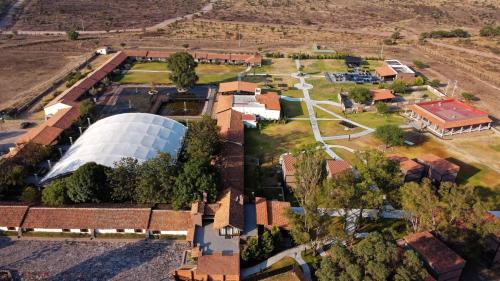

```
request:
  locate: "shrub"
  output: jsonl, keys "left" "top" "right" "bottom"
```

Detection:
{"left": 413, "top": 60, "right": 428, "bottom": 69}
{"left": 66, "top": 29, "right": 79, "bottom": 41}
{"left": 479, "top": 25, "right": 500, "bottom": 37}
{"left": 349, "top": 87, "right": 371, "bottom": 103}
{"left": 390, "top": 80, "right": 408, "bottom": 94}
{"left": 20, "top": 187, "right": 40, "bottom": 202}
{"left": 42, "top": 179, "right": 68, "bottom": 206}
{"left": 375, "top": 125, "right": 405, "bottom": 147}
{"left": 462, "top": 92, "right": 477, "bottom": 102}
{"left": 375, "top": 102, "right": 391, "bottom": 115}
{"left": 429, "top": 79, "right": 441, "bottom": 88}
{"left": 414, "top": 76, "right": 425, "bottom": 86}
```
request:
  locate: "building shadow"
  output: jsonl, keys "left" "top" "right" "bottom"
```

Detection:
{"left": 49, "top": 240, "right": 175, "bottom": 281}
{"left": 0, "top": 236, "right": 14, "bottom": 251}
{"left": 446, "top": 157, "right": 481, "bottom": 184}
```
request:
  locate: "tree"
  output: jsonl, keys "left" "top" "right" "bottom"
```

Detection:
{"left": 413, "top": 60, "right": 428, "bottom": 69}
{"left": 287, "top": 145, "right": 331, "bottom": 254}
{"left": 401, "top": 179, "right": 441, "bottom": 233}
{"left": 429, "top": 79, "right": 440, "bottom": 88}
{"left": 461, "top": 92, "right": 476, "bottom": 102}
{"left": 391, "top": 31, "right": 402, "bottom": 40}
{"left": 261, "top": 231, "right": 275, "bottom": 257}
{"left": 184, "top": 116, "right": 220, "bottom": 160}
{"left": 107, "top": 157, "right": 139, "bottom": 202}
{"left": 20, "top": 186, "right": 40, "bottom": 202}
{"left": 375, "top": 124, "right": 405, "bottom": 147}
{"left": 66, "top": 29, "right": 79, "bottom": 40}
{"left": 480, "top": 25, "right": 500, "bottom": 37}
{"left": 135, "top": 152, "right": 175, "bottom": 203}
{"left": 241, "top": 236, "right": 261, "bottom": 262}
{"left": 355, "top": 150, "right": 402, "bottom": 205}
{"left": 172, "top": 158, "right": 217, "bottom": 209}
{"left": 67, "top": 162, "right": 109, "bottom": 203}
{"left": 414, "top": 76, "right": 425, "bottom": 86}
{"left": 166, "top": 52, "right": 198, "bottom": 91}
{"left": 348, "top": 87, "right": 371, "bottom": 103}
{"left": 0, "top": 164, "right": 25, "bottom": 199}
{"left": 375, "top": 102, "right": 390, "bottom": 115}
{"left": 390, "top": 80, "right": 408, "bottom": 94}
{"left": 79, "top": 99, "right": 95, "bottom": 119}
{"left": 316, "top": 233, "right": 428, "bottom": 281}
{"left": 42, "top": 179, "right": 68, "bottom": 206}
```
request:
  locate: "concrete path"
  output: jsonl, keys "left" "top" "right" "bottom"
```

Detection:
{"left": 327, "top": 145, "right": 356, "bottom": 153}
{"left": 289, "top": 118, "right": 342, "bottom": 121}
{"left": 240, "top": 244, "right": 312, "bottom": 281}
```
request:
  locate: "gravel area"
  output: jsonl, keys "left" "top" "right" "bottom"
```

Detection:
{"left": 0, "top": 237, "right": 189, "bottom": 281}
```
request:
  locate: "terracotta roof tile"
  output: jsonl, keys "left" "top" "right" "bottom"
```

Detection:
{"left": 371, "top": 89, "right": 395, "bottom": 101}
{"left": 376, "top": 65, "right": 397, "bottom": 77}
{"left": 146, "top": 51, "right": 173, "bottom": 58}
{"left": 218, "top": 81, "right": 257, "bottom": 94}
{"left": 215, "top": 95, "right": 234, "bottom": 114}
{"left": 148, "top": 210, "right": 190, "bottom": 231}
{"left": 418, "top": 154, "right": 460, "bottom": 174}
{"left": 0, "top": 204, "right": 29, "bottom": 228}
{"left": 326, "top": 160, "right": 351, "bottom": 177}
{"left": 281, "top": 154, "right": 296, "bottom": 177}
{"left": 16, "top": 124, "right": 64, "bottom": 146}
{"left": 123, "top": 49, "right": 148, "bottom": 57}
{"left": 255, "top": 197, "right": 290, "bottom": 229}
{"left": 213, "top": 189, "right": 244, "bottom": 230}
{"left": 404, "top": 232, "right": 466, "bottom": 274}
{"left": 22, "top": 207, "right": 151, "bottom": 230}
{"left": 387, "top": 154, "right": 423, "bottom": 173}
{"left": 256, "top": 92, "right": 281, "bottom": 111}
{"left": 196, "top": 254, "right": 240, "bottom": 276}
{"left": 217, "top": 109, "right": 244, "bottom": 144}
{"left": 45, "top": 106, "right": 80, "bottom": 130}
{"left": 219, "top": 142, "right": 244, "bottom": 191}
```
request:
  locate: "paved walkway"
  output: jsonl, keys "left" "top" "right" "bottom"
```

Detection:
{"left": 240, "top": 244, "right": 312, "bottom": 281}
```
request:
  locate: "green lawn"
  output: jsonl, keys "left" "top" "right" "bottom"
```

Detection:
{"left": 303, "top": 59, "right": 348, "bottom": 74}
{"left": 254, "top": 58, "right": 297, "bottom": 74}
{"left": 308, "top": 79, "right": 378, "bottom": 103}
{"left": 314, "top": 105, "right": 343, "bottom": 118}
{"left": 281, "top": 100, "right": 309, "bottom": 118}
{"left": 282, "top": 88, "right": 303, "bottom": 98}
{"left": 119, "top": 71, "right": 171, "bottom": 84}
{"left": 197, "top": 64, "right": 247, "bottom": 84}
{"left": 318, "top": 120, "right": 364, "bottom": 137}
{"left": 346, "top": 112, "right": 406, "bottom": 128}
{"left": 131, "top": 61, "right": 168, "bottom": 71}
{"left": 331, "top": 148, "right": 358, "bottom": 164}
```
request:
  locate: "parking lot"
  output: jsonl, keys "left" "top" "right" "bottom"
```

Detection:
{"left": 0, "top": 237, "right": 189, "bottom": 281}
{"left": 325, "top": 71, "right": 379, "bottom": 84}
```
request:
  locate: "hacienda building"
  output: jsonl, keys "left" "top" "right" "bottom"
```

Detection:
{"left": 405, "top": 99, "right": 492, "bottom": 138}
{"left": 375, "top": 59, "right": 416, "bottom": 83}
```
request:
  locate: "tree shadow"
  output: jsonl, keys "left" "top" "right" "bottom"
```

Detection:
{"left": 0, "top": 236, "right": 14, "bottom": 251}
{"left": 446, "top": 157, "right": 481, "bottom": 184}
{"left": 281, "top": 100, "right": 304, "bottom": 118}
{"left": 49, "top": 240, "right": 178, "bottom": 281}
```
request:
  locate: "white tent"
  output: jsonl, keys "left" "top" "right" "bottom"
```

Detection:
{"left": 42, "top": 113, "right": 187, "bottom": 182}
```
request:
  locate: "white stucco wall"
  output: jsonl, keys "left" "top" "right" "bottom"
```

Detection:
{"left": 159, "top": 230, "right": 188, "bottom": 235}
{"left": 232, "top": 105, "right": 280, "bottom": 120}
{"left": 33, "top": 228, "right": 63, "bottom": 232}
{"left": 0, "top": 227, "right": 18, "bottom": 231}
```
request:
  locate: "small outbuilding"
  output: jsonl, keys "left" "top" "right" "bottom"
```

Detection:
{"left": 416, "top": 154, "right": 460, "bottom": 183}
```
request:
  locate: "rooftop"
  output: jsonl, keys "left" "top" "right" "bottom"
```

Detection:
{"left": 404, "top": 232, "right": 466, "bottom": 274}
{"left": 326, "top": 159, "right": 351, "bottom": 177}
{"left": 218, "top": 81, "right": 257, "bottom": 94}
{"left": 193, "top": 223, "right": 240, "bottom": 254}
{"left": 418, "top": 154, "right": 460, "bottom": 174}
{"left": 196, "top": 254, "right": 240, "bottom": 277}
{"left": 255, "top": 197, "right": 290, "bottom": 229}
{"left": 371, "top": 89, "right": 395, "bottom": 101}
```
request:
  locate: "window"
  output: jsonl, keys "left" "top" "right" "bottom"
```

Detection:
{"left": 80, "top": 229, "right": 89, "bottom": 233}
{"left": 7, "top": 227, "right": 15, "bottom": 231}
{"left": 134, "top": 229, "right": 142, "bottom": 233}
{"left": 116, "top": 229, "right": 125, "bottom": 233}
{"left": 152, "top": 230, "right": 160, "bottom": 235}
{"left": 62, "top": 229, "right": 70, "bottom": 232}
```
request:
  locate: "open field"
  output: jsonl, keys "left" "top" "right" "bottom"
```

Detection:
{"left": 0, "top": 237, "right": 189, "bottom": 280}
{"left": 12, "top": 0, "right": 207, "bottom": 31}
{"left": 254, "top": 58, "right": 297, "bottom": 75}
{"left": 346, "top": 112, "right": 407, "bottom": 128}
{"left": 0, "top": 50, "right": 87, "bottom": 110}
{"left": 308, "top": 79, "right": 377, "bottom": 103}
{"left": 318, "top": 120, "right": 364, "bottom": 136}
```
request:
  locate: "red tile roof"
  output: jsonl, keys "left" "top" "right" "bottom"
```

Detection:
{"left": 281, "top": 154, "right": 296, "bottom": 177}
{"left": 387, "top": 154, "right": 423, "bottom": 173}
{"left": 16, "top": 123, "right": 64, "bottom": 146}
{"left": 376, "top": 65, "right": 397, "bottom": 77}
{"left": 149, "top": 210, "right": 191, "bottom": 231}
{"left": 326, "top": 160, "right": 351, "bottom": 177}
{"left": 45, "top": 106, "right": 80, "bottom": 130}
{"left": 404, "top": 232, "right": 466, "bottom": 275}
{"left": 219, "top": 142, "right": 244, "bottom": 192}
{"left": 146, "top": 50, "right": 173, "bottom": 58}
{"left": 255, "top": 197, "right": 290, "bottom": 229}
{"left": 215, "top": 95, "right": 234, "bottom": 114}
{"left": 217, "top": 109, "right": 244, "bottom": 144}
{"left": 256, "top": 92, "right": 281, "bottom": 111}
{"left": 371, "top": 89, "right": 395, "bottom": 101}
{"left": 213, "top": 189, "right": 244, "bottom": 230}
{"left": 418, "top": 154, "right": 460, "bottom": 174}
{"left": 123, "top": 49, "right": 148, "bottom": 57}
{"left": 218, "top": 81, "right": 257, "bottom": 94}
{"left": 0, "top": 204, "right": 29, "bottom": 228}
{"left": 22, "top": 207, "right": 151, "bottom": 230}
{"left": 408, "top": 99, "right": 492, "bottom": 129}
{"left": 196, "top": 254, "right": 240, "bottom": 276}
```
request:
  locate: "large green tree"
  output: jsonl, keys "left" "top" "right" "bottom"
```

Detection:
{"left": 135, "top": 152, "right": 176, "bottom": 203}
{"left": 316, "top": 232, "right": 428, "bottom": 281}
{"left": 348, "top": 87, "right": 371, "bottom": 103}
{"left": 66, "top": 162, "right": 109, "bottom": 203}
{"left": 42, "top": 179, "right": 69, "bottom": 206}
{"left": 401, "top": 179, "right": 441, "bottom": 232}
{"left": 166, "top": 52, "right": 198, "bottom": 91}
{"left": 107, "top": 157, "right": 139, "bottom": 202}
{"left": 172, "top": 158, "right": 217, "bottom": 209}
{"left": 183, "top": 116, "right": 220, "bottom": 160}
{"left": 375, "top": 124, "right": 405, "bottom": 147}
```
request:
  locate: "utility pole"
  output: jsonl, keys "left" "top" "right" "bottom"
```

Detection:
{"left": 81, "top": 19, "right": 85, "bottom": 32}
{"left": 380, "top": 43, "right": 384, "bottom": 59}
{"left": 444, "top": 80, "right": 451, "bottom": 96}
{"left": 451, "top": 80, "right": 458, "bottom": 97}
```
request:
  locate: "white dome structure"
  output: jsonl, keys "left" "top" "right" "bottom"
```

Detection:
{"left": 42, "top": 113, "right": 187, "bottom": 182}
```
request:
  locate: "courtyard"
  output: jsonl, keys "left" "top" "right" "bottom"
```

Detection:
{"left": 0, "top": 237, "right": 189, "bottom": 281}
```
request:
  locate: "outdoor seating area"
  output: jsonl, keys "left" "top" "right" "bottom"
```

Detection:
{"left": 325, "top": 71, "right": 379, "bottom": 84}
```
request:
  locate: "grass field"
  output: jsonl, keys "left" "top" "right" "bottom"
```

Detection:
{"left": 281, "top": 88, "right": 303, "bottom": 98}
{"left": 254, "top": 58, "right": 297, "bottom": 74}
{"left": 308, "top": 79, "right": 377, "bottom": 103}
{"left": 302, "top": 59, "right": 383, "bottom": 74}
{"left": 346, "top": 112, "right": 407, "bottom": 128}
{"left": 119, "top": 62, "right": 246, "bottom": 85}
{"left": 318, "top": 120, "right": 364, "bottom": 136}
{"left": 282, "top": 100, "right": 309, "bottom": 118}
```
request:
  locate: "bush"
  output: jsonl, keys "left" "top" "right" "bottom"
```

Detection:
{"left": 414, "top": 76, "right": 425, "bottom": 86}
{"left": 390, "top": 80, "right": 408, "bottom": 94}
{"left": 429, "top": 79, "right": 441, "bottom": 88}
{"left": 462, "top": 92, "right": 477, "bottom": 102}
{"left": 42, "top": 179, "right": 68, "bottom": 206}
{"left": 420, "top": 29, "right": 470, "bottom": 39}
{"left": 413, "top": 60, "right": 428, "bottom": 69}
{"left": 479, "top": 25, "right": 500, "bottom": 37}
{"left": 20, "top": 187, "right": 40, "bottom": 202}
{"left": 375, "top": 102, "right": 391, "bottom": 115}
{"left": 375, "top": 125, "right": 405, "bottom": 147}
{"left": 67, "top": 162, "right": 109, "bottom": 203}
{"left": 349, "top": 87, "right": 371, "bottom": 103}
{"left": 66, "top": 30, "right": 79, "bottom": 41}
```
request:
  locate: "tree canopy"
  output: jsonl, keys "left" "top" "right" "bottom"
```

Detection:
{"left": 316, "top": 232, "right": 428, "bottom": 281}
{"left": 183, "top": 115, "right": 220, "bottom": 160}
{"left": 67, "top": 162, "right": 109, "bottom": 203}
{"left": 348, "top": 87, "right": 371, "bottom": 103}
{"left": 375, "top": 124, "right": 405, "bottom": 147}
{"left": 167, "top": 52, "right": 199, "bottom": 91}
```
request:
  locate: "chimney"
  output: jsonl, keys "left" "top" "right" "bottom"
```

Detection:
{"left": 255, "top": 88, "right": 262, "bottom": 95}
{"left": 202, "top": 192, "right": 208, "bottom": 203}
